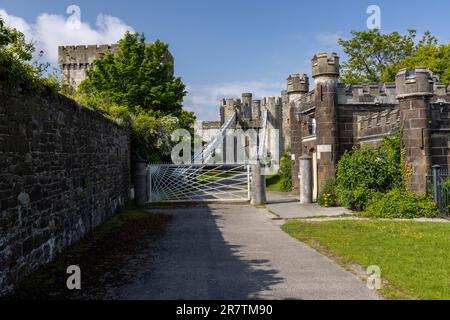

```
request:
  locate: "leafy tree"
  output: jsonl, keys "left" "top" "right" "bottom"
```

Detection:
{"left": 0, "top": 14, "right": 58, "bottom": 89}
{"left": 79, "top": 32, "right": 186, "bottom": 117}
{"left": 338, "top": 29, "right": 437, "bottom": 84}
{"left": 383, "top": 43, "right": 450, "bottom": 85}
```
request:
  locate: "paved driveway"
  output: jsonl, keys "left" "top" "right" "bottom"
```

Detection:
{"left": 110, "top": 203, "right": 381, "bottom": 300}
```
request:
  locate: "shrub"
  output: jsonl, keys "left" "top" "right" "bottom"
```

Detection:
{"left": 278, "top": 154, "right": 293, "bottom": 192}
{"left": 362, "top": 188, "right": 440, "bottom": 219}
{"left": 335, "top": 132, "right": 403, "bottom": 210}
{"left": 336, "top": 147, "right": 389, "bottom": 210}
{"left": 317, "top": 177, "right": 339, "bottom": 207}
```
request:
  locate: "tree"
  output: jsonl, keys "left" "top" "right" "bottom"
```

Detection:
{"left": 0, "top": 14, "right": 59, "bottom": 89}
{"left": 76, "top": 31, "right": 196, "bottom": 161}
{"left": 338, "top": 29, "right": 438, "bottom": 84}
{"left": 383, "top": 43, "right": 450, "bottom": 85}
{"left": 79, "top": 32, "right": 186, "bottom": 117}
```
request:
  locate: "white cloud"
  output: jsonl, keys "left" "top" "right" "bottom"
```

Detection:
{"left": 184, "top": 81, "right": 284, "bottom": 121}
{"left": 0, "top": 8, "right": 134, "bottom": 64}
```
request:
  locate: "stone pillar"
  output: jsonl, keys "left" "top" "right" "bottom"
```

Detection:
{"left": 396, "top": 67, "right": 434, "bottom": 194}
{"left": 251, "top": 162, "right": 267, "bottom": 205}
{"left": 312, "top": 52, "right": 340, "bottom": 193}
{"left": 133, "top": 157, "right": 148, "bottom": 206}
{"left": 299, "top": 155, "right": 313, "bottom": 204}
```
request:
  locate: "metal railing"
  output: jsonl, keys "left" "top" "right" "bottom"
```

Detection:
{"left": 426, "top": 165, "right": 450, "bottom": 214}
{"left": 147, "top": 163, "right": 250, "bottom": 203}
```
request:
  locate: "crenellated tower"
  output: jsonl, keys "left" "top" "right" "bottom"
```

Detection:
{"left": 396, "top": 67, "right": 434, "bottom": 194}
{"left": 311, "top": 52, "right": 340, "bottom": 192}
{"left": 58, "top": 44, "right": 119, "bottom": 90}
{"left": 285, "top": 74, "right": 310, "bottom": 150}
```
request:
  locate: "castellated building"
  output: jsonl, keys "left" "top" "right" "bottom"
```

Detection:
{"left": 58, "top": 44, "right": 174, "bottom": 90}
{"left": 204, "top": 51, "right": 450, "bottom": 200}
{"left": 58, "top": 45, "right": 450, "bottom": 200}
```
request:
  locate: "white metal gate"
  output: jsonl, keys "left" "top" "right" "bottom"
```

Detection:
{"left": 147, "top": 163, "right": 250, "bottom": 203}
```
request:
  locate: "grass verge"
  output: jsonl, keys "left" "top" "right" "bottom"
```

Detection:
{"left": 5, "top": 205, "right": 171, "bottom": 300}
{"left": 281, "top": 219, "right": 450, "bottom": 300}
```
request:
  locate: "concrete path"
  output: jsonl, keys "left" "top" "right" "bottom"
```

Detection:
{"left": 267, "top": 191, "right": 352, "bottom": 219}
{"left": 109, "top": 203, "right": 381, "bottom": 300}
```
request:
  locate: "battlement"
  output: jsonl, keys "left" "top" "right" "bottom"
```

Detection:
{"left": 287, "top": 74, "right": 309, "bottom": 94}
{"left": 337, "top": 83, "right": 398, "bottom": 105}
{"left": 358, "top": 108, "right": 400, "bottom": 131}
{"left": 312, "top": 52, "right": 340, "bottom": 78}
{"left": 396, "top": 67, "right": 434, "bottom": 99}
{"left": 58, "top": 44, "right": 120, "bottom": 67}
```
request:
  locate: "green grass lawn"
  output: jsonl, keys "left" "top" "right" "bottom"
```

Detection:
{"left": 282, "top": 220, "right": 450, "bottom": 300}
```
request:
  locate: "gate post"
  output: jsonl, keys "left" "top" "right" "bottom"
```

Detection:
{"left": 251, "top": 162, "right": 267, "bottom": 205}
{"left": 133, "top": 156, "right": 148, "bottom": 206}
{"left": 299, "top": 155, "right": 313, "bottom": 204}
{"left": 432, "top": 165, "right": 442, "bottom": 209}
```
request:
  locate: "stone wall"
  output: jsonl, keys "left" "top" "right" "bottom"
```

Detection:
{"left": 0, "top": 84, "right": 130, "bottom": 295}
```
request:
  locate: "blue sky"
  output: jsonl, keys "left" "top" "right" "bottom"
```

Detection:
{"left": 1, "top": 0, "right": 450, "bottom": 119}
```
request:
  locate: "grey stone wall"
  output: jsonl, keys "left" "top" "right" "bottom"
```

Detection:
{"left": 0, "top": 84, "right": 130, "bottom": 295}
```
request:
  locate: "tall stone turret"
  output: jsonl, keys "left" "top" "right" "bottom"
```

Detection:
{"left": 58, "top": 44, "right": 119, "bottom": 90}
{"left": 312, "top": 52, "right": 340, "bottom": 192}
{"left": 224, "top": 98, "right": 236, "bottom": 124}
{"left": 242, "top": 93, "right": 253, "bottom": 120}
{"left": 396, "top": 67, "right": 434, "bottom": 194}
{"left": 287, "top": 73, "right": 309, "bottom": 103}
{"left": 252, "top": 100, "right": 261, "bottom": 120}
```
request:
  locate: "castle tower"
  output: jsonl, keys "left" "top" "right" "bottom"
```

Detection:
{"left": 287, "top": 74, "right": 309, "bottom": 103}
{"left": 284, "top": 74, "right": 310, "bottom": 151}
{"left": 242, "top": 93, "right": 253, "bottom": 120}
{"left": 312, "top": 52, "right": 340, "bottom": 192}
{"left": 252, "top": 100, "right": 261, "bottom": 120}
{"left": 58, "top": 44, "right": 119, "bottom": 90}
{"left": 224, "top": 98, "right": 236, "bottom": 123}
{"left": 396, "top": 67, "right": 434, "bottom": 194}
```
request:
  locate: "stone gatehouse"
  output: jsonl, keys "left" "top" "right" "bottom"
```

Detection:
{"left": 204, "top": 51, "right": 450, "bottom": 199}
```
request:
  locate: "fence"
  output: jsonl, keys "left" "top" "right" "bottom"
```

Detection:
{"left": 426, "top": 165, "right": 450, "bottom": 214}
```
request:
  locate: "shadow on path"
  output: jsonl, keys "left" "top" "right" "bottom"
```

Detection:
{"left": 111, "top": 204, "right": 285, "bottom": 300}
